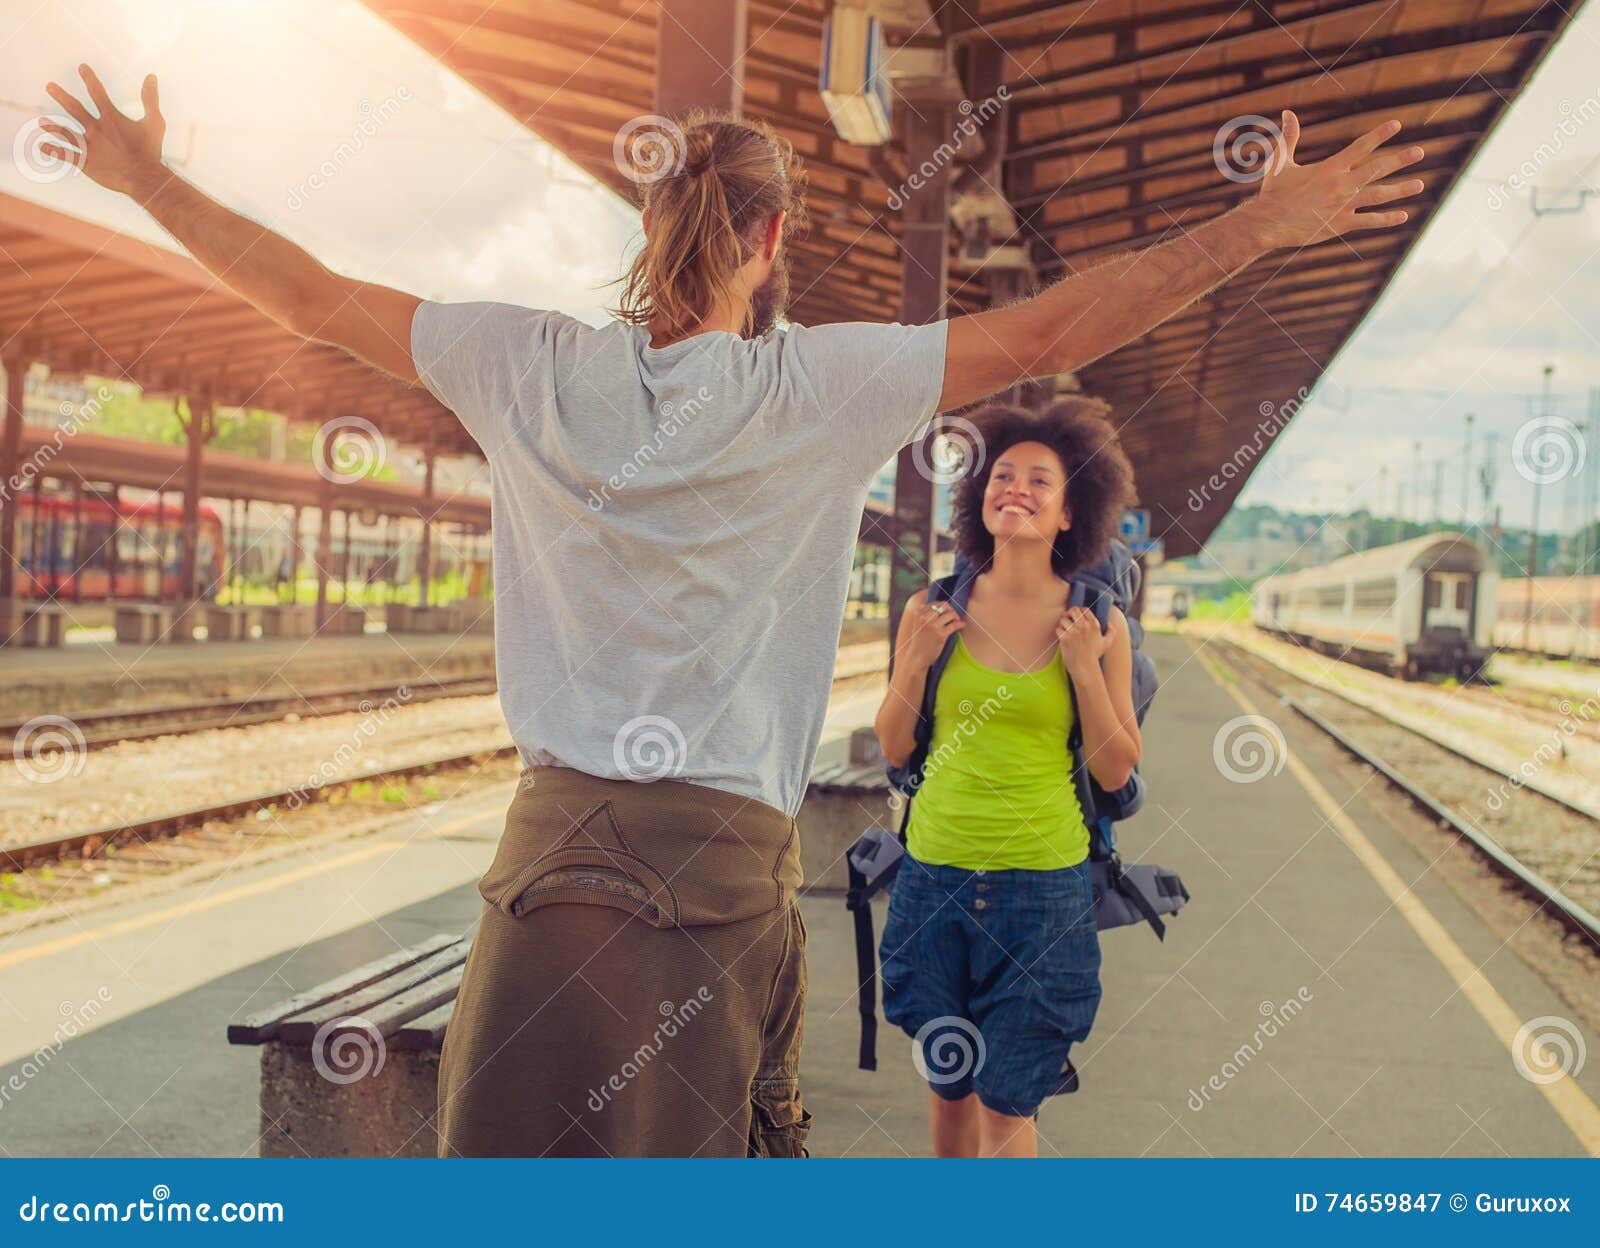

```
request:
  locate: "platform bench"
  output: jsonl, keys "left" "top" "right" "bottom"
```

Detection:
{"left": 19, "top": 604, "right": 67, "bottom": 648}
{"left": 259, "top": 604, "right": 315, "bottom": 638}
{"left": 319, "top": 605, "right": 368, "bottom": 636}
{"left": 204, "top": 605, "right": 255, "bottom": 642}
{"left": 227, "top": 932, "right": 470, "bottom": 1158}
{"left": 114, "top": 604, "right": 171, "bottom": 645}
{"left": 391, "top": 604, "right": 457, "bottom": 634}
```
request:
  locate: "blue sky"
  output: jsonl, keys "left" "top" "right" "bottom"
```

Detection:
{"left": 4, "top": 0, "right": 1598, "bottom": 534}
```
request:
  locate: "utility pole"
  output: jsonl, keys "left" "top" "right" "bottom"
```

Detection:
{"left": 1378, "top": 465, "right": 1389, "bottom": 546}
{"left": 1432, "top": 459, "right": 1444, "bottom": 527}
{"left": 1460, "top": 412, "right": 1475, "bottom": 529}
{"left": 1411, "top": 440, "right": 1423, "bottom": 526}
{"left": 1563, "top": 419, "right": 1586, "bottom": 574}
{"left": 1479, "top": 432, "right": 1499, "bottom": 532}
{"left": 1524, "top": 363, "right": 1555, "bottom": 649}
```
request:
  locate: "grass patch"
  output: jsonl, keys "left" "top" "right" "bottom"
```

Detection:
{"left": 1187, "top": 591, "right": 1252, "bottom": 622}
{"left": 0, "top": 888, "right": 42, "bottom": 912}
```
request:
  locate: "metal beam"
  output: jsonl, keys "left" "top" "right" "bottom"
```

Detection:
{"left": 655, "top": 0, "right": 747, "bottom": 118}
{"left": 0, "top": 348, "right": 26, "bottom": 641}
{"left": 888, "top": 102, "right": 954, "bottom": 655}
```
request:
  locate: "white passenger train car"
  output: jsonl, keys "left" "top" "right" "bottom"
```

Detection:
{"left": 1493, "top": 576, "right": 1600, "bottom": 660}
{"left": 1251, "top": 532, "right": 1498, "bottom": 680}
{"left": 1144, "top": 582, "right": 1191, "bottom": 621}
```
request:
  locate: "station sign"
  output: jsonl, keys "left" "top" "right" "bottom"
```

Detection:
{"left": 1130, "top": 537, "right": 1164, "bottom": 565}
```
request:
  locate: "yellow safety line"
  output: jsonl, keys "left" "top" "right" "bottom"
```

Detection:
{"left": 1193, "top": 642, "right": 1600, "bottom": 1156}
{"left": 0, "top": 808, "right": 497, "bottom": 972}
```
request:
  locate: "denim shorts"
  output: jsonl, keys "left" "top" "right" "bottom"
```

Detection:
{"left": 878, "top": 851, "right": 1102, "bottom": 1118}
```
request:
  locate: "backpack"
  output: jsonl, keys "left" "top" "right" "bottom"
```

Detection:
{"left": 845, "top": 539, "right": 1190, "bottom": 1072}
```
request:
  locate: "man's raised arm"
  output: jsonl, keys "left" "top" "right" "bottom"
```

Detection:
{"left": 935, "top": 110, "right": 1426, "bottom": 414}
{"left": 40, "top": 66, "right": 420, "bottom": 384}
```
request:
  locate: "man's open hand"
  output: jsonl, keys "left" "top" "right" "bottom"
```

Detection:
{"left": 40, "top": 65, "right": 166, "bottom": 200}
{"left": 1253, "top": 110, "right": 1424, "bottom": 248}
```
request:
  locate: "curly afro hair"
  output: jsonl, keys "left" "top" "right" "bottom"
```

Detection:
{"left": 949, "top": 396, "right": 1137, "bottom": 577}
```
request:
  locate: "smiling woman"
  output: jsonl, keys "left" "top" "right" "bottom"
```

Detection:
{"left": 873, "top": 398, "right": 1143, "bottom": 1158}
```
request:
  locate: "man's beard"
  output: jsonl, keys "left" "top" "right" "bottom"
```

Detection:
{"left": 746, "top": 250, "right": 790, "bottom": 338}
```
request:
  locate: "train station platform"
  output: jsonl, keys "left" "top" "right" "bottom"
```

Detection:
{"left": 0, "top": 629, "right": 496, "bottom": 719}
{"left": 2, "top": 633, "right": 1597, "bottom": 1157}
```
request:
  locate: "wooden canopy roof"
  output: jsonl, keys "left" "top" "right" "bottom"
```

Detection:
{"left": 0, "top": 192, "right": 478, "bottom": 458}
{"left": 361, "top": 0, "right": 1581, "bottom": 556}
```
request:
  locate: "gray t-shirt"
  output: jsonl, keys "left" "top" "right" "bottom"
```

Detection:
{"left": 411, "top": 302, "right": 949, "bottom": 816}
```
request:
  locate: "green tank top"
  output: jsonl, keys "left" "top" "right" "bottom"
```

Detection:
{"left": 906, "top": 632, "right": 1090, "bottom": 871}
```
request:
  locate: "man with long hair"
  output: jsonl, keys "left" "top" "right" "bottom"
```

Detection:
{"left": 37, "top": 66, "right": 1423, "bottom": 1157}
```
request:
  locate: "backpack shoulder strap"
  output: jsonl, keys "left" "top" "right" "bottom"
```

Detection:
{"left": 1066, "top": 570, "right": 1114, "bottom": 631}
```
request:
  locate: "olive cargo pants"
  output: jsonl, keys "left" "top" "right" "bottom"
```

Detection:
{"left": 436, "top": 766, "right": 811, "bottom": 1157}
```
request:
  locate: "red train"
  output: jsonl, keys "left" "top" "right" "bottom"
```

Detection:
{"left": 13, "top": 491, "right": 224, "bottom": 601}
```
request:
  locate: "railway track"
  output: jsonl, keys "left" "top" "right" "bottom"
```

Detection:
{"left": 1429, "top": 667, "right": 1600, "bottom": 742}
{"left": 0, "top": 745, "right": 521, "bottom": 910}
{"left": 1211, "top": 638, "right": 1600, "bottom": 948}
{"left": 1, "top": 674, "right": 500, "bottom": 753}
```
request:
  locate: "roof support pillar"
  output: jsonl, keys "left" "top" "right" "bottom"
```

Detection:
{"left": 70, "top": 479, "right": 84, "bottom": 603}
{"left": 654, "top": 0, "right": 747, "bottom": 118}
{"left": 178, "top": 390, "right": 215, "bottom": 625}
{"left": 286, "top": 505, "right": 302, "bottom": 605}
{"left": 0, "top": 347, "right": 28, "bottom": 642}
{"left": 315, "top": 436, "right": 335, "bottom": 631}
{"left": 28, "top": 465, "right": 42, "bottom": 599}
{"left": 418, "top": 442, "right": 436, "bottom": 609}
{"left": 339, "top": 508, "right": 351, "bottom": 605}
{"left": 153, "top": 490, "right": 165, "bottom": 602}
{"left": 887, "top": 104, "right": 953, "bottom": 658}
{"left": 107, "top": 484, "right": 121, "bottom": 603}
{"left": 381, "top": 514, "right": 394, "bottom": 606}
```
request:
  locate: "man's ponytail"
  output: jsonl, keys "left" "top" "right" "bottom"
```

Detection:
{"left": 612, "top": 111, "right": 808, "bottom": 339}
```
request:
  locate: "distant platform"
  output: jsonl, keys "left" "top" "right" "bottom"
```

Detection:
{"left": 0, "top": 630, "right": 496, "bottom": 718}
